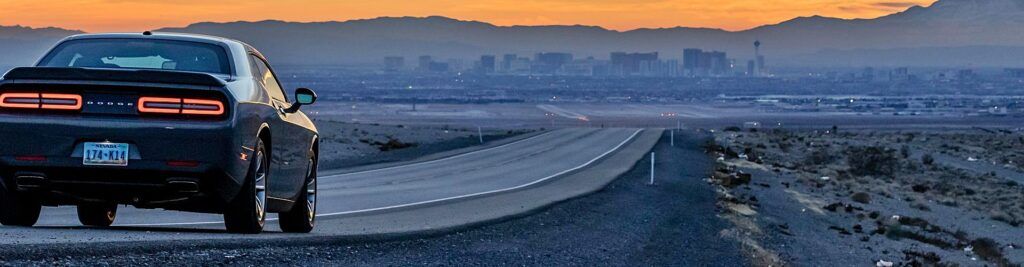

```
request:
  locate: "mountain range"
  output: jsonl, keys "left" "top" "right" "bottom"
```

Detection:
{"left": 0, "top": 25, "right": 83, "bottom": 67}
{"left": 2, "top": 0, "right": 1024, "bottom": 68}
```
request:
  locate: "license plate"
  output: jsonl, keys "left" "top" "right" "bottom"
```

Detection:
{"left": 83, "top": 142, "right": 130, "bottom": 166}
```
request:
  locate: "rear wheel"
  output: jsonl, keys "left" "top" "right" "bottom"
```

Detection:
{"left": 280, "top": 154, "right": 317, "bottom": 233}
{"left": 0, "top": 182, "right": 41, "bottom": 227}
{"left": 77, "top": 204, "right": 117, "bottom": 227}
{"left": 224, "top": 139, "right": 268, "bottom": 234}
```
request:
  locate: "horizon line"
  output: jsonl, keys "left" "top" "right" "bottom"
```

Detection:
{"left": 2, "top": 8, "right": 922, "bottom": 34}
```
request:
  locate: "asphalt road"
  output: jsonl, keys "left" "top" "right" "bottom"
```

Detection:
{"left": 0, "top": 128, "right": 652, "bottom": 245}
{"left": 2, "top": 130, "right": 747, "bottom": 266}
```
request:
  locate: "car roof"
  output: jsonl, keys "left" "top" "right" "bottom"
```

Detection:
{"left": 62, "top": 32, "right": 246, "bottom": 47}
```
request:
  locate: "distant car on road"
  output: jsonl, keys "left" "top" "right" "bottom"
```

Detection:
{"left": 0, "top": 32, "right": 319, "bottom": 233}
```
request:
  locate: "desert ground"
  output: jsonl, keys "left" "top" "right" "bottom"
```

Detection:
{"left": 710, "top": 127, "right": 1024, "bottom": 266}
{"left": 312, "top": 118, "right": 530, "bottom": 170}
{"left": 305, "top": 101, "right": 1023, "bottom": 130}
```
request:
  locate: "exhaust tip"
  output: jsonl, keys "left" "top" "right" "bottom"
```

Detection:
{"left": 167, "top": 179, "right": 200, "bottom": 193}
{"left": 15, "top": 173, "right": 47, "bottom": 188}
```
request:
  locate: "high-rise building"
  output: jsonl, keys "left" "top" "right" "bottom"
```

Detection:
{"left": 501, "top": 54, "right": 517, "bottom": 72}
{"left": 509, "top": 57, "right": 532, "bottom": 75}
{"left": 683, "top": 49, "right": 728, "bottom": 76}
{"left": 558, "top": 57, "right": 608, "bottom": 76}
{"left": 534, "top": 52, "right": 573, "bottom": 74}
{"left": 383, "top": 56, "right": 404, "bottom": 72}
{"left": 890, "top": 67, "right": 910, "bottom": 81}
{"left": 479, "top": 55, "right": 496, "bottom": 73}
{"left": 747, "top": 60, "right": 756, "bottom": 76}
{"left": 417, "top": 56, "right": 433, "bottom": 72}
{"left": 683, "top": 49, "right": 702, "bottom": 71}
{"left": 665, "top": 60, "right": 681, "bottom": 77}
{"left": 705, "top": 51, "right": 728, "bottom": 76}
{"left": 611, "top": 52, "right": 658, "bottom": 75}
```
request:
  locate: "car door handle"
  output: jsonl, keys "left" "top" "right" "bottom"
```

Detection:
{"left": 274, "top": 104, "right": 288, "bottom": 115}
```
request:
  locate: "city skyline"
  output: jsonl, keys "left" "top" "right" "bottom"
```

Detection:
{"left": 386, "top": 43, "right": 768, "bottom": 78}
{"left": 1, "top": 0, "right": 936, "bottom": 33}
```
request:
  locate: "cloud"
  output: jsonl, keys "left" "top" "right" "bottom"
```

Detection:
{"left": 839, "top": 1, "right": 927, "bottom": 14}
{"left": 872, "top": 2, "right": 921, "bottom": 8}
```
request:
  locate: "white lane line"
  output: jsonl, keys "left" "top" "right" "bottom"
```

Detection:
{"left": 117, "top": 129, "right": 640, "bottom": 227}
{"left": 324, "top": 130, "right": 558, "bottom": 178}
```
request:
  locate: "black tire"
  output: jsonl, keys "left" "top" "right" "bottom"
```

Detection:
{"left": 0, "top": 182, "right": 41, "bottom": 227}
{"left": 77, "top": 203, "right": 117, "bottom": 227}
{"left": 224, "top": 139, "right": 268, "bottom": 234}
{"left": 280, "top": 153, "right": 317, "bottom": 233}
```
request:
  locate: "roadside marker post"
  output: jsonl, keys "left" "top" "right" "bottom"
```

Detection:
{"left": 670, "top": 130, "right": 674, "bottom": 147}
{"left": 477, "top": 126, "right": 484, "bottom": 144}
{"left": 649, "top": 152, "right": 655, "bottom": 185}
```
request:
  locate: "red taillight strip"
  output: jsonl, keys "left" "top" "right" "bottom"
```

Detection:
{"left": 40, "top": 93, "right": 82, "bottom": 110}
{"left": 138, "top": 97, "right": 224, "bottom": 116}
{"left": 138, "top": 97, "right": 182, "bottom": 114}
{"left": 0, "top": 92, "right": 82, "bottom": 110}
{"left": 15, "top": 155, "right": 47, "bottom": 161}
{"left": 182, "top": 99, "right": 224, "bottom": 115}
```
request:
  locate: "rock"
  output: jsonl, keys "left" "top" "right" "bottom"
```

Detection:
{"left": 851, "top": 192, "right": 872, "bottom": 204}
{"left": 713, "top": 170, "right": 751, "bottom": 188}
{"left": 828, "top": 226, "right": 852, "bottom": 235}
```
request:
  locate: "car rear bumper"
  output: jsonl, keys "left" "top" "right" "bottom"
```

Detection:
{"left": 0, "top": 114, "right": 257, "bottom": 213}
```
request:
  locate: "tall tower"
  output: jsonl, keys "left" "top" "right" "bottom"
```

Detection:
{"left": 754, "top": 40, "right": 761, "bottom": 58}
{"left": 753, "top": 40, "right": 765, "bottom": 77}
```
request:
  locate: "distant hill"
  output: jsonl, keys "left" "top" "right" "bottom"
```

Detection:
{"left": 153, "top": 0, "right": 1024, "bottom": 67}
{"left": 2, "top": 0, "right": 1024, "bottom": 68}
{"left": 0, "top": 25, "right": 83, "bottom": 68}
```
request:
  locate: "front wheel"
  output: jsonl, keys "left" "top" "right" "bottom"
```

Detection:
{"left": 77, "top": 203, "right": 117, "bottom": 227}
{"left": 224, "top": 139, "right": 268, "bottom": 234}
{"left": 0, "top": 183, "right": 41, "bottom": 227}
{"left": 280, "top": 155, "right": 317, "bottom": 233}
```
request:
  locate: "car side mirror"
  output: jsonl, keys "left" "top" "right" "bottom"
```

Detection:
{"left": 285, "top": 88, "right": 317, "bottom": 113}
{"left": 295, "top": 88, "right": 317, "bottom": 105}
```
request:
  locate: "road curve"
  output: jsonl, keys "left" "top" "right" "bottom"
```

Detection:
{"left": 0, "top": 128, "right": 657, "bottom": 245}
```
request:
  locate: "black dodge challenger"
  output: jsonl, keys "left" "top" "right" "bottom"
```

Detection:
{"left": 0, "top": 32, "right": 319, "bottom": 233}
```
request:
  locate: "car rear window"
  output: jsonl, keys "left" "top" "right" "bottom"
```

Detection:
{"left": 38, "top": 38, "right": 231, "bottom": 75}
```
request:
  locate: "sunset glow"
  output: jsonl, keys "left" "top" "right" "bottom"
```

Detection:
{"left": 1, "top": 0, "right": 938, "bottom": 32}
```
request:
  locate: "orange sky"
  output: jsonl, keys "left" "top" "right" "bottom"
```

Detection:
{"left": 0, "top": 0, "right": 938, "bottom": 32}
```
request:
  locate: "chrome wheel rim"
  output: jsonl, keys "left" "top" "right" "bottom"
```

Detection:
{"left": 306, "top": 159, "right": 317, "bottom": 222}
{"left": 254, "top": 150, "right": 268, "bottom": 223}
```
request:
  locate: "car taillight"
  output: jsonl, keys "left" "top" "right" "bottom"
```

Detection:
{"left": 0, "top": 92, "right": 82, "bottom": 110}
{"left": 138, "top": 97, "right": 224, "bottom": 116}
